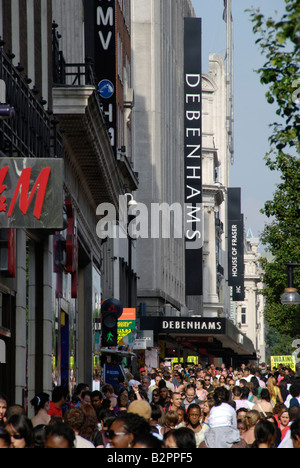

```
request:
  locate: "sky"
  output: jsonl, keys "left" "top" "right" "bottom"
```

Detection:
{"left": 192, "top": 0, "right": 287, "bottom": 241}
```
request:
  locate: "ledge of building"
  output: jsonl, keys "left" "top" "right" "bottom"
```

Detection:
{"left": 53, "top": 86, "right": 123, "bottom": 210}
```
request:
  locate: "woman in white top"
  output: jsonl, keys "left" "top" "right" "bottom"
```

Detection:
{"left": 205, "top": 387, "right": 241, "bottom": 448}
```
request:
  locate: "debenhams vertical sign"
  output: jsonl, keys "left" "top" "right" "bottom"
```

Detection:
{"left": 184, "top": 18, "right": 203, "bottom": 297}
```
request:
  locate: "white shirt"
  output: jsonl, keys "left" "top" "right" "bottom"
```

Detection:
{"left": 208, "top": 403, "right": 237, "bottom": 429}
{"left": 75, "top": 435, "right": 95, "bottom": 449}
{"left": 278, "top": 423, "right": 293, "bottom": 449}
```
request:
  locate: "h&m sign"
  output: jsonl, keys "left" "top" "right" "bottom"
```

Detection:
{"left": 0, "top": 158, "right": 63, "bottom": 229}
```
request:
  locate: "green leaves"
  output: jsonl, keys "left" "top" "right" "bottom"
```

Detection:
{"left": 249, "top": 1, "right": 300, "bottom": 338}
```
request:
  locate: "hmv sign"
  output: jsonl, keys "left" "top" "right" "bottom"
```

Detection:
{"left": 94, "top": 0, "right": 117, "bottom": 153}
{"left": 0, "top": 158, "right": 63, "bottom": 229}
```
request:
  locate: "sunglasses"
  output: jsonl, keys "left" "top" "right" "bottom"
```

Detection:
{"left": 10, "top": 433, "right": 23, "bottom": 440}
{"left": 106, "top": 430, "right": 127, "bottom": 439}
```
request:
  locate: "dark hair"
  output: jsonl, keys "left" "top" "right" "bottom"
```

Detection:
{"left": 52, "top": 386, "right": 69, "bottom": 403}
{"left": 252, "top": 420, "right": 276, "bottom": 448}
{"left": 289, "top": 406, "right": 300, "bottom": 422}
{"left": 150, "top": 403, "right": 163, "bottom": 422}
{"left": 164, "top": 427, "right": 196, "bottom": 448}
{"left": 158, "top": 380, "right": 167, "bottom": 389}
{"left": 74, "top": 383, "right": 89, "bottom": 397}
{"left": 45, "top": 422, "right": 75, "bottom": 448}
{"left": 185, "top": 383, "right": 196, "bottom": 392}
{"left": 118, "top": 392, "right": 129, "bottom": 408}
{"left": 91, "top": 390, "right": 103, "bottom": 400}
{"left": 0, "top": 393, "right": 8, "bottom": 405}
{"left": 291, "top": 418, "right": 300, "bottom": 441}
{"left": 213, "top": 387, "right": 230, "bottom": 406}
{"left": 81, "top": 390, "right": 92, "bottom": 400}
{"left": 232, "top": 386, "right": 242, "bottom": 398}
{"left": 5, "top": 405, "right": 26, "bottom": 420}
{"left": 260, "top": 388, "right": 271, "bottom": 402}
{"left": 134, "top": 433, "right": 163, "bottom": 449}
{"left": 97, "top": 408, "right": 116, "bottom": 428}
{"left": 30, "top": 393, "right": 50, "bottom": 411}
{"left": 33, "top": 424, "right": 46, "bottom": 449}
{"left": 187, "top": 403, "right": 201, "bottom": 414}
{"left": 240, "top": 386, "right": 250, "bottom": 400}
{"left": 115, "top": 412, "right": 151, "bottom": 444}
{"left": 6, "top": 414, "right": 34, "bottom": 448}
{"left": 0, "top": 428, "right": 11, "bottom": 448}
{"left": 289, "top": 382, "right": 300, "bottom": 398}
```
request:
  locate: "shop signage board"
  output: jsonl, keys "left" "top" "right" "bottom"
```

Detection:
{"left": 184, "top": 18, "right": 203, "bottom": 296}
{"left": 270, "top": 355, "right": 296, "bottom": 372}
{"left": 117, "top": 308, "right": 136, "bottom": 345}
{"left": 227, "top": 188, "right": 245, "bottom": 301}
{"left": 140, "top": 316, "right": 226, "bottom": 335}
{"left": 94, "top": 0, "right": 117, "bottom": 152}
{"left": 0, "top": 158, "right": 64, "bottom": 229}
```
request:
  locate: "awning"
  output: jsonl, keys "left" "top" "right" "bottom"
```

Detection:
{"left": 100, "top": 348, "right": 136, "bottom": 358}
{"left": 139, "top": 316, "right": 256, "bottom": 359}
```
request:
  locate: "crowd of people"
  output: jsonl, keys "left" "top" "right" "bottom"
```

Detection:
{"left": 1, "top": 361, "right": 300, "bottom": 449}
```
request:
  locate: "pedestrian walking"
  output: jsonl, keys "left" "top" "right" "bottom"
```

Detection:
{"left": 5, "top": 414, "right": 34, "bottom": 449}
{"left": 0, "top": 393, "right": 8, "bottom": 427}
{"left": 30, "top": 393, "right": 51, "bottom": 427}
{"left": 106, "top": 412, "right": 151, "bottom": 448}
{"left": 204, "top": 387, "right": 241, "bottom": 448}
{"left": 251, "top": 419, "right": 276, "bottom": 449}
{"left": 44, "top": 422, "right": 76, "bottom": 448}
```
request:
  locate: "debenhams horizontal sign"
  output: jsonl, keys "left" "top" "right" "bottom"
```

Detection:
{"left": 159, "top": 317, "right": 225, "bottom": 335}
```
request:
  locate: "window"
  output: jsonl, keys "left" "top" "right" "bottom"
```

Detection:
{"left": 241, "top": 307, "right": 247, "bottom": 325}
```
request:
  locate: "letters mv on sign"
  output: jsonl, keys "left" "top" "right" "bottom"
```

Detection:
{"left": 184, "top": 17, "right": 203, "bottom": 297}
{"left": 0, "top": 158, "right": 64, "bottom": 229}
{"left": 93, "top": 0, "right": 117, "bottom": 152}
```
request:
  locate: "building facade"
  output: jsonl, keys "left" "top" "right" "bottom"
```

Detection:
{"left": 234, "top": 234, "right": 266, "bottom": 363}
{"left": 0, "top": 0, "right": 137, "bottom": 408}
{"left": 132, "top": 2, "right": 256, "bottom": 366}
{"left": 202, "top": 54, "right": 230, "bottom": 319}
{"left": 131, "top": 0, "right": 195, "bottom": 316}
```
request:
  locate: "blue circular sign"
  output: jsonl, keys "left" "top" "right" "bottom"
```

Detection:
{"left": 98, "top": 80, "right": 115, "bottom": 99}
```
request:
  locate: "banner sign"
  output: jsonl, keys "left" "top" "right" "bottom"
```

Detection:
{"left": 0, "top": 158, "right": 63, "bottom": 229}
{"left": 184, "top": 18, "right": 203, "bottom": 296}
{"left": 94, "top": 0, "right": 117, "bottom": 153}
{"left": 271, "top": 355, "right": 296, "bottom": 372}
{"left": 140, "top": 316, "right": 226, "bottom": 335}
{"left": 228, "top": 188, "right": 245, "bottom": 301}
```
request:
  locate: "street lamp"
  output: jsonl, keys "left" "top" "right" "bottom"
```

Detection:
{"left": 124, "top": 193, "right": 137, "bottom": 308}
{"left": 280, "top": 262, "right": 300, "bottom": 306}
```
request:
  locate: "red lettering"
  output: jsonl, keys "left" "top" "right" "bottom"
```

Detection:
{"left": 8, "top": 167, "right": 51, "bottom": 220}
{"left": 0, "top": 166, "right": 9, "bottom": 194}
{"left": 0, "top": 196, "right": 7, "bottom": 212}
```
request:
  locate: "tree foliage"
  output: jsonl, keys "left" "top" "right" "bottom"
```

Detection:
{"left": 248, "top": 0, "right": 300, "bottom": 337}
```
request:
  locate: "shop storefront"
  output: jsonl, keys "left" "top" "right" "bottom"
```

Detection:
{"left": 140, "top": 316, "right": 256, "bottom": 368}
